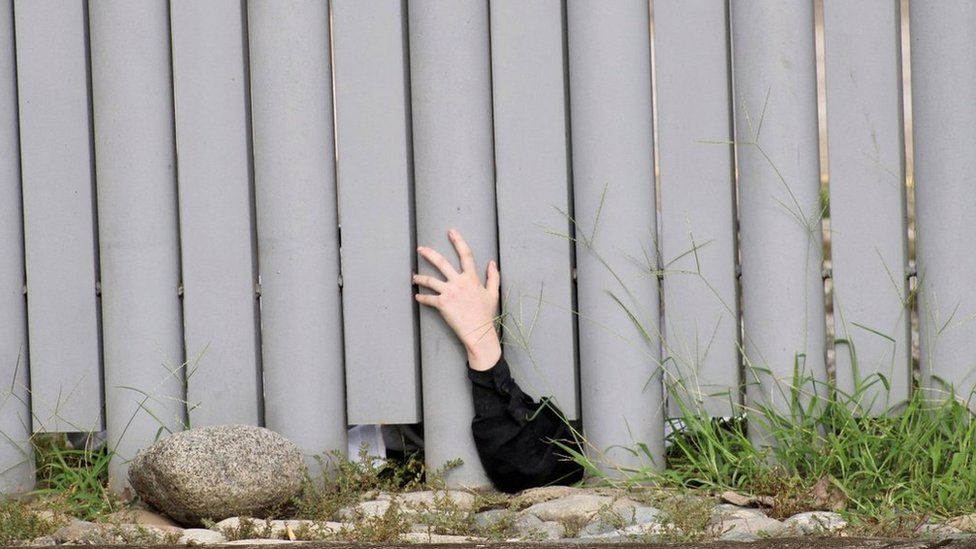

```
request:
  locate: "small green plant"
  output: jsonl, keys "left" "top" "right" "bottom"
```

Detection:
{"left": 411, "top": 491, "right": 474, "bottom": 536}
{"left": 31, "top": 433, "right": 119, "bottom": 521}
{"left": 0, "top": 499, "right": 61, "bottom": 544}
{"left": 291, "top": 444, "right": 427, "bottom": 521}
{"left": 583, "top": 370, "right": 976, "bottom": 523}
{"left": 213, "top": 517, "right": 276, "bottom": 541}
{"left": 339, "top": 498, "right": 410, "bottom": 543}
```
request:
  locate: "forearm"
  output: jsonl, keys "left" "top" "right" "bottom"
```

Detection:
{"left": 468, "top": 356, "right": 585, "bottom": 492}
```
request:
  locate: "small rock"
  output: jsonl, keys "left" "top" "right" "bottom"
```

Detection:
{"left": 580, "top": 518, "right": 618, "bottom": 537}
{"left": 579, "top": 522, "right": 666, "bottom": 540}
{"left": 948, "top": 513, "right": 976, "bottom": 532}
{"left": 54, "top": 522, "right": 176, "bottom": 545}
{"left": 916, "top": 523, "right": 964, "bottom": 539}
{"left": 51, "top": 519, "right": 99, "bottom": 543}
{"left": 340, "top": 490, "right": 475, "bottom": 520}
{"left": 224, "top": 540, "right": 294, "bottom": 545}
{"left": 512, "top": 512, "right": 544, "bottom": 535}
{"left": 522, "top": 494, "right": 641, "bottom": 522}
{"left": 473, "top": 509, "right": 511, "bottom": 530}
{"left": 783, "top": 511, "right": 847, "bottom": 534}
{"left": 630, "top": 505, "right": 664, "bottom": 525}
{"left": 340, "top": 499, "right": 391, "bottom": 519}
{"left": 103, "top": 506, "right": 183, "bottom": 530}
{"left": 128, "top": 424, "right": 305, "bottom": 525}
{"left": 26, "top": 536, "right": 57, "bottom": 546}
{"left": 400, "top": 490, "right": 477, "bottom": 511}
{"left": 720, "top": 490, "right": 774, "bottom": 508}
{"left": 511, "top": 486, "right": 587, "bottom": 508}
{"left": 514, "top": 520, "right": 565, "bottom": 541}
{"left": 179, "top": 528, "right": 228, "bottom": 545}
{"left": 719, "top": 529, "right": 762, "bottom": 542}
{"left": 400, "top": 532, "right": 485, "bottom": 543}
{"left": 709, "top": 504, "right": 786, "bottom": 537}
{"left": 212, "top": 517, "right": 342, "bottom": 539}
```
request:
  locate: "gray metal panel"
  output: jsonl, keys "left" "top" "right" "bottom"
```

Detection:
{"left": 730, "top": 2, "right": 826, "bottom": 424}
{"left": 0, "top": 0, "right": 33, "bottom": 493}
{"left": 247, "top": 0, "right": 346, "bottom": 459}
{"left": 910, "top": 2, "right": 976, "bottom": 398}
{"left": 170, "top": 0, "right": 261, "bottom": 427}
{"left": 566, "top": 0, "right": 663, "bottom": 474}
{"left": 409, "top": 0, "right": 495, "bottom": 487}
{"left": 14, "top": 0, "right": 103, "bottom": 433}
{"left": 823, "top": 0, "right": 909, "bottom": 412}
{"left": 654, "top": 0, "right": 739, "bottom": 418}
{"left": 489, "top": 0, "right": 578, "bottom": 419}
{"left": 332, "top": 0, "right": 421, "bottom": 425}
{"left": 88, "top": 0, "right": 187, "bottom": 491}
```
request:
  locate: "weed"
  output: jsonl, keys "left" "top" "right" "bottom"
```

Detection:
{"left": 30, "top": 433, "right": 120, "bottom": 521}
{"left": 410, "top": 491, "right": 473, "bottom": 536}
{"left": 210, "top": 517, "right": 276, "bottom": 541}
{"left": 291, "top": 444, "right": 425, "bottom": 521}
{"left": 0, "top": 499, "right": 61, "bottom": 544}
{"left": 475, "top": 510, "right": 518, "bottom": 540}
{"left": 653, "top": 494, "right": 713, "bottom": 542}
{"left": 558, "top": 515, "right": 588, "bottom": 538}
{"left": 339, "top": 498, "right": 409, "bottom": 543}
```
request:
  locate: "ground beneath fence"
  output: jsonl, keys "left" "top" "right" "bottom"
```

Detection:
{"left": 49, "top": 541, "right": 976, "bottom": 549}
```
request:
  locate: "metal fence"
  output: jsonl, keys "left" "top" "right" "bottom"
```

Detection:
{"left": 0, "top": 0, "right": 969, "bottom": 493}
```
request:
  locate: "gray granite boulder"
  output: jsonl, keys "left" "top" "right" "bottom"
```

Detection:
{"left": 128, "top": 424, "right": 305, "bottom": 525}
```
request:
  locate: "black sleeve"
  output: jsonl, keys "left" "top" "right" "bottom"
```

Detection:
{"left": 468, "top": 356, "right": 584, "bottom": 493}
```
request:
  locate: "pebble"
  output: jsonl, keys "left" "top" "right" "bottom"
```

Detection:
{"left": 472, "top": 508, "right": 511, "bottom": 530}
{"left": 212, "top": 517, "right": 344, "bottom": 539}
{"left": 521, "top": 494, "right": 642, "bottom": 522}
{"left": 339, "top": 489, "right": 475, "bottom": 520}
{"left": 783, "top": 510, "right": 847, "bottom": 534}
{"left": 224, "top": 540, "right": 294, "bottom": 545}
{"left": 709, "top": 503, "right": 787, "bottom": 537}
{"left": 400, "top": 532, "right": 485, "bottom": 543}
{"left": 178, "top": 528, "right": 228, "bottom": 545}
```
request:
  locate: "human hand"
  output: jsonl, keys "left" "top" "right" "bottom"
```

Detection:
{"left": 414, "top": 228, "right": 501, "bottom": 371}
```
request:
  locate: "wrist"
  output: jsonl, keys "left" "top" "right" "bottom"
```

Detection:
{"left": 464, "top": 333, "right": 501, "bottom": 372}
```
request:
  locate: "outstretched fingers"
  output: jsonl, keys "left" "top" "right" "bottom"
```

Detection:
{"left": 448, "top": 228, "right": 477, "bottom": 274}
{"left": 486, "top": 260, "right": 500, "bottom": 297}
{"left": 417, "top": 245, "right": 459, "bottom": 281}
{"left": 413, "top": 273, "right": 447, "bottom": 293}
{"left": 414, "top": 293, "right": 439, "bottom": 308}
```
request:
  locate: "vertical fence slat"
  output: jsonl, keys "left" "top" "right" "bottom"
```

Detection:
{"left": 88, "top": 0, "right": 187, "bottom": 490}
{"left": 333, "top": 0, "right": 420, "bottom": 425}
{"left": 14, "top": 0, "right": 102, "bottom": 433}
{"left": 654, "top": 0, "right": 739, "bottom": 418}
{"left": 170, "top": 0, "right": 261, "bottom": 427}
{"left": 489, "top": 0, "right": 578, "bottom": 419}
{"left": 823, "top": 0, "right": 909, "bottom": 412}
{"left": 248, "top": 0, "right": 346, "bottom": 459}
{"left": 730, "top": 1, "right": 826, "bottom": 425}
{"left": 911, "top": 2, "right": 976, "bottom": 398}
{"left": 0, "top": 0, "right": 33, "bottom": 492}
{"left": 409, "top": 0, "right": 496, "bottom": 486}
{"left": 567, "top": 0, "right": 663, "bottom": 473}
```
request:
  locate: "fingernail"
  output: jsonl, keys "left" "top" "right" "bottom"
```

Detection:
{"left": 448, "top": 228, "right": 456, "bottom": 238}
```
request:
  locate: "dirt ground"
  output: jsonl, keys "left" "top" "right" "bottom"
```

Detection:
{"left": 78, "top": 539, "right": 976, "bottom": 549}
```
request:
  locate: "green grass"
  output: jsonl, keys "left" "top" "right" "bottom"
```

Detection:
{"left": 0, "top": 499, "right": 61, "bottom": 544}
{"left": 566, "top": 369, "right": 976, "bottom": 523}
{"left": 31, "top": 433, "right": 120, "bottom": 521}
